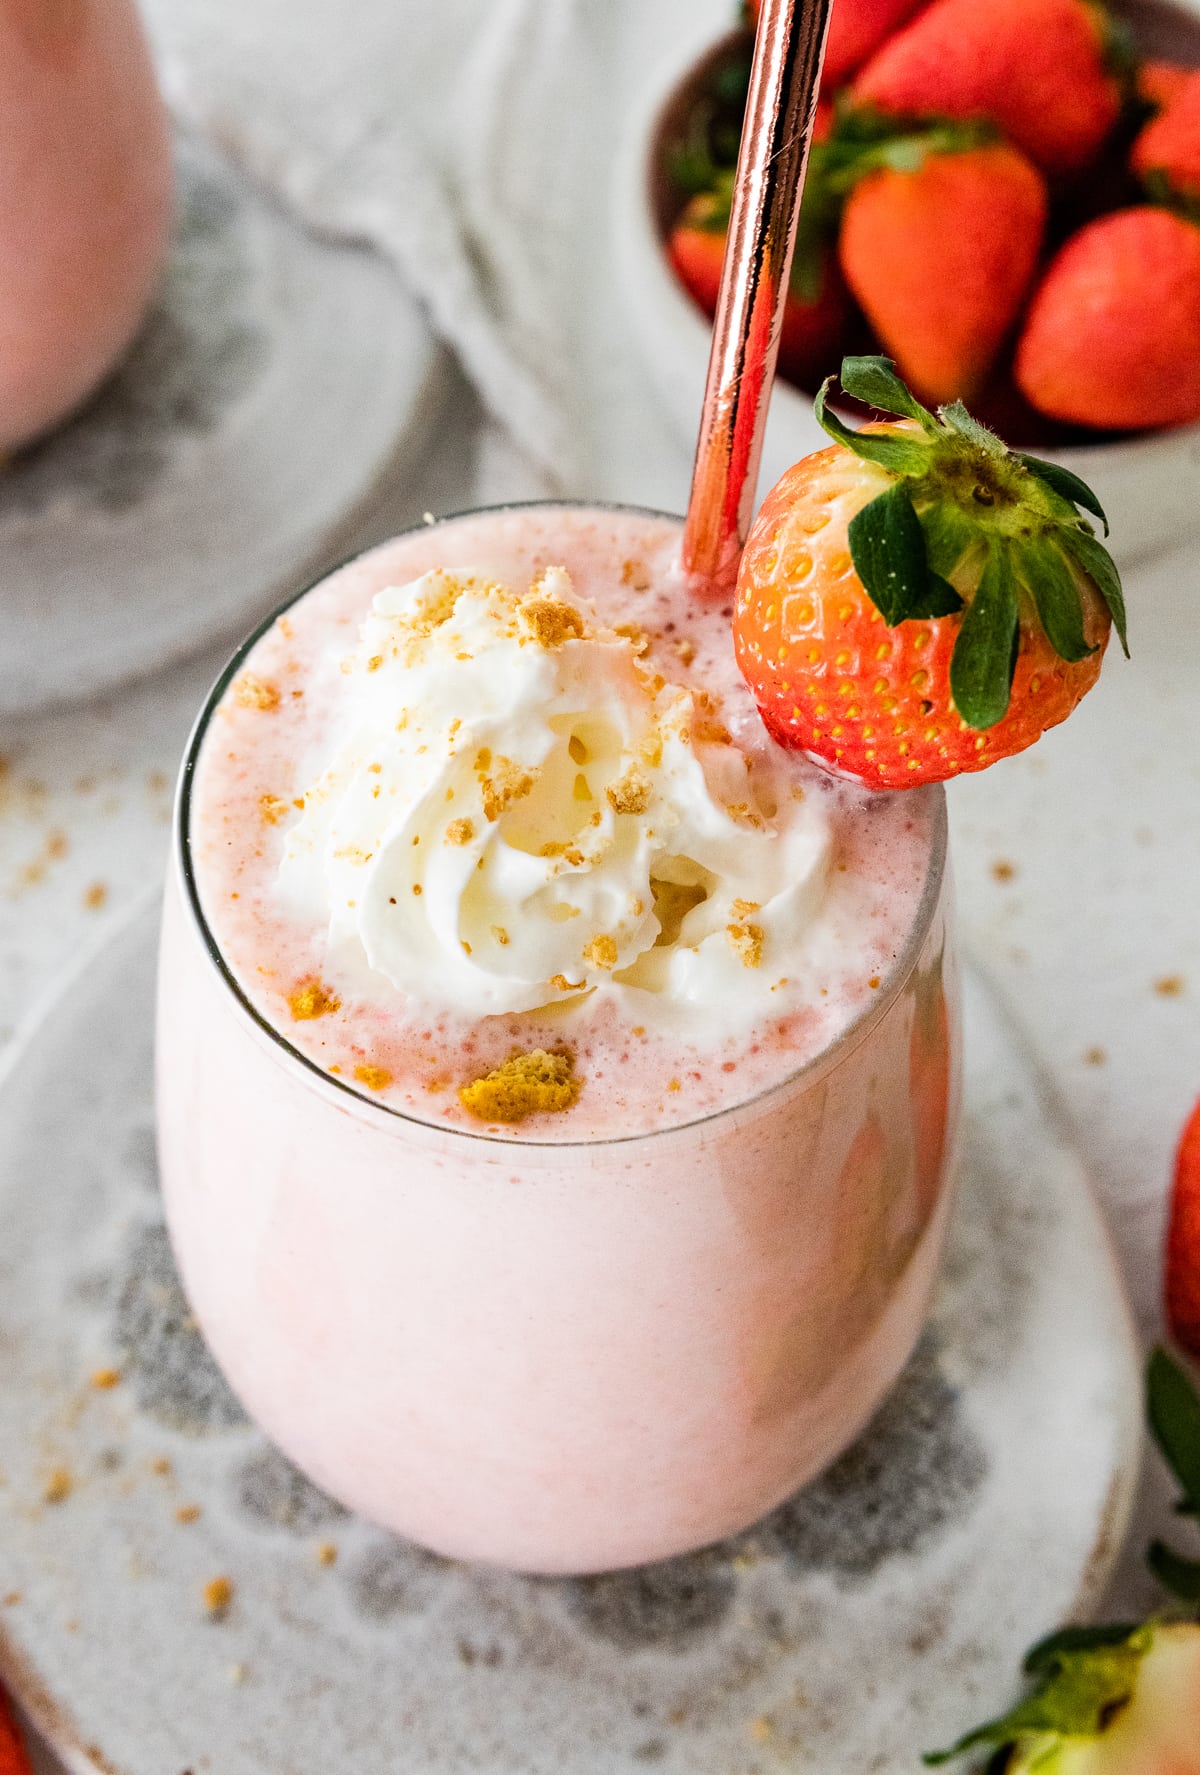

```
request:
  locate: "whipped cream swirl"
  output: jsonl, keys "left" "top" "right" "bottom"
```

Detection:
{"left": 280, "top": 567, "right": 833, "bottom": 1032}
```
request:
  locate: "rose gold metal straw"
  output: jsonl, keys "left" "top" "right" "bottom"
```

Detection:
{"left": 681, "top": 0, "right": 835, "bottom": 592}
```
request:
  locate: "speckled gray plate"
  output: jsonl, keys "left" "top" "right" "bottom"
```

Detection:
{"left": 0, "top": 134, "right": 446, "bottom": 720}
{"left": 0, "top": 895, "right": 1141, "bottom": 1775}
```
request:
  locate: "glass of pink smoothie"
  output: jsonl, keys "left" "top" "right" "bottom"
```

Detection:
{"left": 157, "top": 502, "right": 960, "bottom": 1574}
{"left": 0, "top": 0, "right": 173, "bottom": 451}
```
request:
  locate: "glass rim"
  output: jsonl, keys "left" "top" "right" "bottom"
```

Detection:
{"left": 175, "top": 498, "right": 950, "bottom": 1149}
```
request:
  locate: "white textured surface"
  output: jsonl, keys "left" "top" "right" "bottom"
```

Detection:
{"left": 0, "top": 910, "right": 1140, "bottom": 1773}
{"left": 0, "top": 135, "right": 447, "bottom": 719}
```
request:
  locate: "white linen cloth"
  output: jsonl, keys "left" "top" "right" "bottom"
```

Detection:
{"left": 141, "top": 0, "right": 729, "bottom": 504}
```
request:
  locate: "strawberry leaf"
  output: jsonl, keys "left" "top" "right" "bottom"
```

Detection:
{"left": 949, "top": 545, "right": 1019, "bottom": 730}
{"left": 1148, "top": 1346, "right": 1200, "bottom": 1514}
{"left": 814, "top": 378, "right": 933, "bottom": 476}
{"left": 1016, "top": 540, "right": 1095, "bottom": 665}
{"left": 1147, "top": 1539, "right": 1200, "bottom": 1601}
{"left": 924, "top": 1633, "right": 1146, "bottom": 1766}
{"left": 848, "top": 483, "right": 937, "bottom": 624}
{"left": 938, "top": 401, "right": 1005, "bottom": 458}
{"left": 1024, "top": 1623, "right": 1143, "bottom": 1673}
{"left": 909, "top": 573, "right": 965, "bottom": 620}
{"left": 839, "top": 356, "right": 938, "bottom": 433}
{"left": 1015, "top": 453, "right": 1109, "bottom": 534}
{"left": 1060, "top": 527, "right": 1129, "bottom": 657}
{"left": 917, "top": 502, "right": 981, "bottom": 580}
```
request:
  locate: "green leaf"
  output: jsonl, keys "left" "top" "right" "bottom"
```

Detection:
{"left": 1016, "top": 540, "right": 1095, "bottom": 665}
{"left": 1060, "top": 527, "right": 1129, "bottom": 658}
{"left": 1148, "top": 1345, "right": 1200, "bottom": 1512}
{"left": 918, "top": 502, "right": 981, "bottom": 581}
{"left": 838, "top": 356, "right": 938, "bottom": 432}
{"left": 1148, "top": 1539, "right": 1200, "bottom": 1601}
{"left": 1023, "top": 1623, "right": 1143, "bottom": 1674}
{"left": 814, "top": 378, "right": 933, "bottom": 476}
{"left": 848, "top": 484, "right": 937, "bottom": 625}
{"left": 909, "top": 572, "right": 964, "bottom": 620}
{"left": 949, "top": 544, "right": 1019, "bottom": 730}
{"left": 939, "top": 400, "right": 1005, "bottom": 457}
{"left": 924, "top": 1634, "right": 1146, "bottom": 1766}
{"left": 1015, "top": 452, "right": 1109, "bottom": 534}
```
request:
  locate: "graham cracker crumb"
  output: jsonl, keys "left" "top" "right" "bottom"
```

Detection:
{"left": 353, "top": 1064, "right": 393, "bottom": 1092}
{"left": 605, "top": 768, "right": 651, "bottom": 816}
{"left": 445, "top": 818, "right": 474, "bottom": 845}
{"left": 288, "top": 979, "right": 341, "bottom": 1021}
{"left": 176, "top": 1504, "right": 202, "bottom": 1525}
{"left": 232, "top": 674, "right": 280, "bottom": 712}
{"left": 727, "top": 920, "right": 764, "bottom": 968}
{"left": 621, "top": 559, "right": 651, "bottom": 591}
{"left": 475, "top": 749, "right": 537, "bottom": 822}
{"left": 203, "top": 1576, "right": 234, "bottom": 1617}
{"left": 492, "top": 926, "right": 510, "bottom": 946}
{"left": 1155, "top": 975, "right": 1185, "bottom": 997}
{"left": 83, "top": 882, "right": 108, "bottom": 910}
{"left": 1083, "top": 1045, "right": 1107, "bottom": 1066}
{"left": 583, "top": 934, "right": 618, "bottom": 971}
{"left": 991, "top": 858, "right": 1017, "bottom": 882}
{"left": 613, "top": 621, "right": 650, "bottom": 657}
{"left": 549, "top": 973, "right": 585, "bottom": 992}
{"left": 90, "top": 1367, "right": 121, "bottom": 1390}
{"left": 673, "top": 636, "right": 697, "bottom": 666}
{"left": 3, "top": 1592, "right": 21, "bottom": 1608}
{"left": 519, "top": 591, "right": 586, "bottom": 649}
{"left": 459, "top": 1049, "right": 582, "bottom": 1123}
{"left": 150, "top": 1457, "right": 172, "bottom": 1477}
{"left": 259, "top": 793, "right": 290, "bottom": 826}
{"left": 43, "top": 1468, "right": 73, "bottom": 1505}
{"left": 315, "top": 1542, "right": 338, "bottom": 1567}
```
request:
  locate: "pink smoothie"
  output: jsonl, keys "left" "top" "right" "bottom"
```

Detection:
{"left": 0, "top": 0, "right": 173, "bottom": 450}
{"left": 158, "top": 504, "right": 961, "bottom": 1572}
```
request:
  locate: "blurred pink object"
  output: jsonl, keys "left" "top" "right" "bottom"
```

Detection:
{"left": 0, "top": 0, "right": 173, "bottom": 452}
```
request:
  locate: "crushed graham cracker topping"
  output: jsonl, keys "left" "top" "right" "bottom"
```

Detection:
{"left": 605, "top": 766, "right": 651, "bottom": 816}
{"left": 232, "top": 674, "right": 280, "bottom": 712}
{"left": 445, "top": 818, "right": 474, "bottom": 845}
{"left": 259, "top": 793, "right": 290, "bottom": 826}
{"left": 518, "top": 588, "right": 586, "bottom": 649}
{"left": 458, "top": 1049, "right": 582, "bottom": 1123}
{"left": 582, "top": 933, "right": 618, "bottom": 971}
{"left": 727, "top": 918, "right": 765, "bottom": 969}
{"left": 353, "top": 1064, "right": 393, "bottom": 1092}
{"left": 287, "top": 979, "right": 341, "bottom": 1020}
{"left": 475, "top": 748, "right": 537, "bottom": 822}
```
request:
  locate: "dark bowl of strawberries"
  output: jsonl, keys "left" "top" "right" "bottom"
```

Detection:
{"left": 615, "top": 0, "right": 1200, "bottom": 562}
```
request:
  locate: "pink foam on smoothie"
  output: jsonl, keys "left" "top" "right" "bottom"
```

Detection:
{"left": 188, "top": 507, "right": 938, "bottom": 1141}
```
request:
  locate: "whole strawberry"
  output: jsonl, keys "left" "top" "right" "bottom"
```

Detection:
{"left": 838, "top": 134, "right": 1047, "bottom": 403}
{"left": 668, "top": 185, "right": 850, "bottom": 392}
{"left": 927, "top": 1622, "right": 1200, "bottom": 1773}
{"left": 1133, "top": 70, "right": 1200, "bottom": 206}
{"left": 853, "top": 0, "right": 1122, "bottom": 176}
{"left": 734, "top": 355, "right": 1126, "bottom": 789}
{"left": 1015, "top": 208, "right": 1200, "bottom": 430}
{"left": 1137, "top": 59, "right": 1196, "bottom": 115}
{"left": 748, "top": 0, "right": 931, "bottom": 87}
{"left": 930, "top": 1347, "right": 1200, "bottom": 1772}
{"left": 1167, "top": 1099, "right": 1200, "bottom": 1362}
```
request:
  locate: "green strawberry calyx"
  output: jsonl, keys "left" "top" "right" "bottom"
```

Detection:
{"left": 925, "top": 1622, "right": 1153, "bottom": 1766}
{"left": 815, "top": 355, "right": 1128, "bottom": 731}
{"left": 929, "top": 1349, "right": 1200, "bottom": 1767}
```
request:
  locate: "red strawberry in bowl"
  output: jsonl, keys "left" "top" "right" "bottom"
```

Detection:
{"left": 837, "top": 130, "right": 1047, "bottom": 404}
{"left": 667, "top": 181, "right": 852, "bottom": 393}
{"left": 747, "top": 0, "right": 931, "bottom": 86}
{"left": 1167, "top": 1098, "right": 1200, "bottom": 1362}
{"left": 853, "top": 0, "right": 1123, "bottom": 176}
{"left": 1014, "top": 207, "right": 1200, "bottom": 430}
{"left": 734, "top": 355, "right": 1126, "bottom": 789}
{"left": 1133, "top": 69, "right": 1200, "bottom": 205}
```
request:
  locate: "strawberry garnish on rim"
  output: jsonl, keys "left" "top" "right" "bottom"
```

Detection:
{"left": 1167, "top": 1100, "right": 1200, "bottom": 1365}
{"left": 734, "top": 354, "right": 1127, "bottom": 789}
